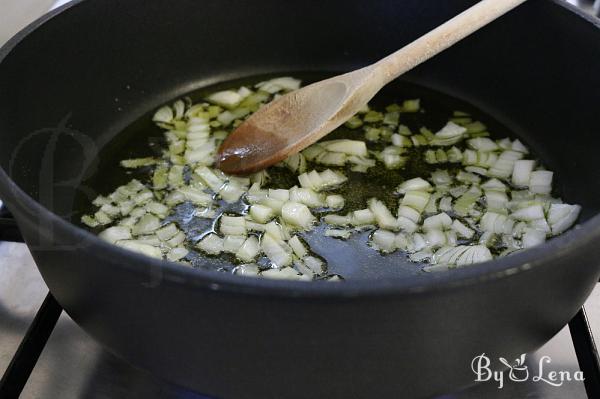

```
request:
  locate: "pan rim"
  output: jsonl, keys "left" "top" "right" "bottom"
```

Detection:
{"left": 1, "top": 0, "right": 599, "bottom": 299}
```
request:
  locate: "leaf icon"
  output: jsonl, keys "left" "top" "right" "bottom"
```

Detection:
{"left": 499, "top": 357, "right": 512, "bottom": 369}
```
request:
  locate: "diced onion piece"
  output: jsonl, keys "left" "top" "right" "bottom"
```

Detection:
{"left": 206, "top": 90, "right": 243, "bottom": 109}
{"left": 397, "top": 205, "right": 421, "bottom": 223}
{"left": 260, "top": 197, "right": 284, "bottom": 214}
{"left": 223, "top": 235, "right": 246, "bottom": 253}
{"left": 370, "top": 230, "right": 397, "bottom": 253}
{"left": 281, "top": 153, "right": 307, "bottom": 174}
{"left": 132, "top": 214, "right": 160, "bottom": 235}
{"left": 268, "top": 189, "right": 290, "bottom": 201}
{"left": 512, "top": 139, "right": 529, "bottom": 153}
{"left": 451, "top": 219, "right": 475, "bottom": 239}
{"left": 156, "top": 223, "right": 179, "bottom": 241}
{"left": 434, "top": 245, "right": 492, "bottom": 266}
{"left": 324, "top": 214, "right": 352, "bottom": 226}
{"left": 425, "top": 229, "right": 447, "bottom": 248}
{"left": 351, "top": 209, "right": 376, "bottom": 226}
{"left": 485, "top": 190, "right": 509, "bottom": 213}
{"left": 99, "top": 226, "right": 132, "bottom": 244}
{"left": 81, "top": 215, "right": 99, "bottom": 228}
{"left": 512, "top": 160, "right": 536, "bottom": 187}
{"left": 488, "top": 150, "right": 523, "bottom": 179}
{"left": 289, "top": 186, "right": 325, "bottom": 208}
{"left": 177, "top": 186, "right": 213, "bottom": 206}
{"left": 288, "top": 236, "right": 308, "bottom": 258}
{"left": 303, "top": 256, "right": 324, "bottom": 274}
{"left": 522, "top": 228, "right": 546, "bottom": 248}
{"left": 167, "top": 247, "right": 189, "bottom": 262}
{"left": 120, "top": 157, "right": 157, "bottom": 168}
{"left": 467, "top": 137, "right": 498, "bottom": 152}
{"left": 391, "top": 134, "right": 412, "bottom": 147}
{"left": 321, "top": 140, "right": 368, "bottom": 156}
{"left": 326, "top": 195, "right": 344, "bottom": 210}
{"left": 423, "top": 213, "right": 452, "bottom": 231}
{"left": 195, "top": 166, "right": 225, "bottom": 192}
{"left": 281, "top": 202, "right": 315, "bottom": 230}
{"left": 220, "top": 216, "right": 247, "bottom": 236}
{"left": 145, "top": 201, "right": 169, "bottom": 218}
{"left": 529, "top": 218, "right": 552, "bottom": 235}
{"left": 402, "top": 99, "right": 420, "bottom": 112}
{"left": 261, "top": 267, "right": 306, "bottom": 281}
{"left": 529, "top": 171, "right": 553, "bottom": 194}
{"left": 197, "top": 234, "right": 224, "bottom": 255}
{"left": 264, "top": 221, "right": 290, "bottom": 242}
{"left": 233, "top": 264, "right": 260, "bottom": 277}
{"left": 548, "top": 203, "right": 581, "bottom": 235}
{"left": 401, "top": 191, "right": 431, "bottom": 213}
{"left": 261, "top": 235, "right": 292, "bottom": 267}
{"left": 511, "top": 204, "right": 545, "bottom": 221}
{"left": 430, "top": 122, "right": 467, "bottom": 146}
{"left": 298, "top": 169, "right": 347, "bottom": 191}
{"left": 368, "top": 198, "right": 398, "bottom": 230}
{"left": 454, "top": 186, "right": 482, "bottom": 216}
{"left": 153, "top": 106, "right": 174, "bottom": 123}
{"left": 302, "top": 145, "right": 326, "bottom": 161}
{"left": 480, "top": 212, "right": 515, "bottom": 234}
{"left": 431, "top": 170, "right": 452, "bottom": 186}
{"left": 236, "top": 236, "right": 260, "bottom": 262}
{"left": 242, "top": 219, "right": 265, "bottom": 231}
{"left": 255, "top": 77, "right": 301, "bottom": 93}
{"left": 396, "top": 177, "right": 432, "bottom": 194}
{"left": 116, "top": 240, "right": 162, "bottom": 259}
{"left": 396, "top": 216, "right": 418, "bottom": 233}
{"left": 249, "top": 204, "right": 275, "bottom": 223}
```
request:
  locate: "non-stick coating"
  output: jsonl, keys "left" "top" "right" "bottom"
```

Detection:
{"left": 1, "top": 0, "right": 600, "bottom": 398}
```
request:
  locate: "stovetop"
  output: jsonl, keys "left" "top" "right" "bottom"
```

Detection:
{"left": 1, "top": 1, "right": 600, "bottom": 398}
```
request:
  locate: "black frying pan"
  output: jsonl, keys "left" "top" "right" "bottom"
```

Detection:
{"left": 1, "top": 0, "right": 600, "bottom": 398}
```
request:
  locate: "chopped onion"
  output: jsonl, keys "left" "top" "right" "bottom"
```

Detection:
{"left": 548, "top": 203, "right": 581, "bottom": 235}
{"left": 281, "top": 202, "right": 315, "bottom": 230}
{"left": 99, "top": 226, "right": 132, "bottom": 244}
{"left": 370, "top": 230, "right": 397, "bottom": 253}
{"left": 396, "top": 177, "right": 432, "bottom": 194}
{"left": 529, "top": 170, "right": 553, "bottom": 194}
{"left": 326, "top": 195, "right": 345, "bottom": 210}
{"left": 261, "top": 234, "right": 292, "bottom": 267}
{"left": 430, "top": 122, "right": 467, "bottom": 146}
{"left": 288, "top": 236, "right": 308, "bottom": 258}
{"left": 220, "top": 216, "right": 247, "bottom": 236}
{"left": 116, "top": 240, "right": 162, "bottom": 259}
{"left": 83, "top": 77, "right": 583, "bottom": 280}
{"left": 368, "top": 198, "right": 398, "bottom": 230}
{"left": 423, "top": 213, "right": 452, "bottom": 231}
{"left": 197, "top": 234, "right": 224, "bottom": 255}
{"left": 236, "top": 236, "right": 260, "bottom": 262}
{"left": 249, "top": 204, "right": 275, "bottom": 224}
{"left": 321, "top": 139, "right": 368, "bottom": 156}
{"left": 511, "top": 204, "right": 545, "bottom": 221}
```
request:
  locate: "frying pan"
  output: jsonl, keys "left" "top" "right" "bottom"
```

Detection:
{"left": 1, "top": 0, "right": 600, "bottom": 398}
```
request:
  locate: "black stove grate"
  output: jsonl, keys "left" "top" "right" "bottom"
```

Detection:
{"left": 1, "top": 211, "right": 599, "bottom": 399}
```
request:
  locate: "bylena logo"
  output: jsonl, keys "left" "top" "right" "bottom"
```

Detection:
{"left": 471, "top": 353, "right": 584, "bottom": 389}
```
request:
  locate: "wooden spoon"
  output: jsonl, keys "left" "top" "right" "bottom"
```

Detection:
{"left": 217, "top": 0, "right": 527, "bottom": 175}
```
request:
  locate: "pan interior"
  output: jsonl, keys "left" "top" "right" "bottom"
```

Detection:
{"left": 72, "top": 73, "right": 570, "bottom": 280}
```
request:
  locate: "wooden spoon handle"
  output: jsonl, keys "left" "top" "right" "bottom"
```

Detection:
{"left": 374, "top": 0, "right": 528, "bottom": 85}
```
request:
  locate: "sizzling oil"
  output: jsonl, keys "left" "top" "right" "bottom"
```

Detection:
{"left": 73, "top": 73, "right": 523, "bottom": 280}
